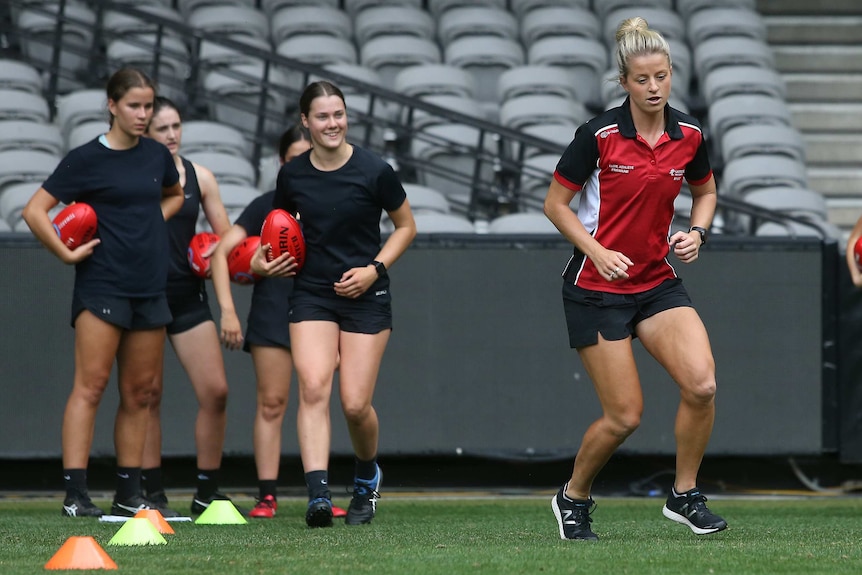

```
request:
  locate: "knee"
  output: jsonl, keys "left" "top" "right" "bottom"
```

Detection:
{"left": 298, "top": 378, "right": 331, "bottom": 408}
{"left": 123, "top": 384, "right": 155, "bottom": 411}
{"left": 341, "top": 401, "right": 371, "bottom": 425}
{"left": 200, "top": 381, "right": 228, "bottom": 413}
{"left": 606, "top": 410, "right": 641, "bottom": 439}
{"left": 258, "top": 394, "right": 288, "bottom": 423}
{"left": 682, "top": 377, "right": 717, "bottom": 406}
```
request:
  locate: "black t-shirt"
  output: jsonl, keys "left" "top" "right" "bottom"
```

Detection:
{"left": 273, "top": 146, "right": 406, "bottom": 299}
{"left": 166, "top": 157, "right": 201, "bottom": 290}
{"left": 42, "top": 137, "right": 180, "bottom": 297}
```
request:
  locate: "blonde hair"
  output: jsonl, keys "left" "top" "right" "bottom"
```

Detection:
{"left": 614, "top": 17, "right": 672, "bottom": 79}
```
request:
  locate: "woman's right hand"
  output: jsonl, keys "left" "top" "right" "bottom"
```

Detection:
{"left": 249, "top": 242, "right": 298, "bottom": 278}
{"left": 220, "top": 310, "right": 244, "bottom": 350}
{"left": 61, "top": 238, "right": 101, "bottom": 265}
{"left": 590, "top": 246, "right": 633, "bottom": 282}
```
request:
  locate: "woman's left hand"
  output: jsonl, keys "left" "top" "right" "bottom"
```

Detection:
{"left": 334, "top": 265, "right": 378, "bottom": 299}
{"left": 670, "top": 230, "right": 701, "bottom": 263}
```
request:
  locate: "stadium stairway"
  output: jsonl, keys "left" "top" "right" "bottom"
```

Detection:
{"left": 758, "top": 0, "right": 862, "bottom": 236}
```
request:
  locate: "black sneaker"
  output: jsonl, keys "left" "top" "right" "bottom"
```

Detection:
{"left": 62, "top": 492, "right": 104, "bottom": 518}
{"left": 346, "top": 465, "right": 382, "bottom": 526}
{"left": 306, "top": 497, "right": 334, "bottom": 528}
{"left": 146, "top": 489, "right": 182, "bottom": 518}
{"left": 191, "top": 491, "right": 233, "bottom": 515}
{"left": 111, "top": 494, "right": 156, "bottom": 517}
{"left": 550, "top": 484, "right": 598, "bottom": 541}
{"left": 662, "top": 487, "right": 727, "bottom": 534}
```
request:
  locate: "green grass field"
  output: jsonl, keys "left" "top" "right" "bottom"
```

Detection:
{"left": 2, "top": 495, "right": 861, "bottom": 574}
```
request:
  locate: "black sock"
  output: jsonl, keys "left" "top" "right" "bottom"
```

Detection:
{"left": 305, "top": 470, "right": 330, "bottom": 501}
{"left": 355, "top": 457, "right": 378, "bottom": 481}
{"left": 141, "top": 467, "right": 163, "bottom": 495}
{"left": 259, "top": 480, "right": 278, "bottom": 501}
{"left": 196, "top": 468, "right": 219, "bottom": 499}
{"left": 115, "top": 467, "right": 141, "bottom": 501}
{"left": 63, "top": 468, "right": 88, "bottom": 497}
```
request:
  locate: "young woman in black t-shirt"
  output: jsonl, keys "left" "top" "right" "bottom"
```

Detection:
{"left": 252, "top": 82, "right": 416, "bottom": 528}
{"left": 142, "top": 97, "right": 233, "bottom": 516}
{"left": 22, "top": 68, "right": 184, "bottom": 518}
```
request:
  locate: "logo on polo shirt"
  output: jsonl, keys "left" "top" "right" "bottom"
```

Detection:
{"left": 599, "top": 128, "right": 619, "bottom": 139}
{"left": 609, "top": 164, "right": 634, "bottom": 174}
{"left": 669, "top": 168, "right": 685, "bottom": 181}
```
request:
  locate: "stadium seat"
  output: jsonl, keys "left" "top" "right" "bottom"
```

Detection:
{"left": 510, "top": 0, "right": 590, "bottom": 18}
{"left": 497, "top": 66, "right": 577, "bottom": 103}
{"left": 693, "top": 37, "right": 776, "bottom": 78}
{"left": 488, "top": 212, "right": 558, "bottom": 234}
{"left": 708, "top": 94, "right": 792, "bottom": 142}
{"left": 271, "top": 5, "right": 352, "bottom": 45}
{"left": 444, "top": 36, "right": 525, "bottom": 103}
{"left": 0, "top": 59, "right": 43, "bottom": 94}
{"left": 343, "top": 0, "right": 423, "bottom": 17}
{"left": 16, "top": 3, "right": 95, "bottom": 79}
{"left": 0, "top": 218, "right": 11, "bottom": 233}
{"left": 360, "top": 35, "right": 441, "bottom": 90}
{"left": 520, "top": 7, "right": 601, "bottom": 45}
{"left": 188, "top": 5, "right": 269, "bottom": 40}
{"left": 176, "top": 0, "right": 257, "bottom": 19}
{"left": 687, "top": 8, "right": 767, "bottom": 45}
{"left": 411, "top": 123, "right": 497, "bottom": 205}
{"left": 413, "top": 212, "right": 476, "bottom": 233}
{"left": 66, "top": 121, "right": 109, "bottom": 151}
{"left": 518, "top": 153, "right": 558, "bottom": 200}
{"left": 721, "top": 154, "right": 809, "bottom": 197}
{"left": 276, "top": 34, "right": 359, "bottom": 91}
{"left": 261, "top": 0, "right": 339, "bottom": 17}
{"left": 519, "top": 123, "right": 573, "bottom": 159}
{"left": 184, "top": 152, "right": 257, "bottom": 188}
{"left": 755, "top": 220, "right": 832, "bottom": 239}
{"left": 0, "top": 121, "right": 64, "bottom": 156}
{"left": 196, "top": 36, "right": 272, "bottom": 90}
{"left": 592, "top": 0, "right": 673, "bottom": 20}
{"left": 105, "top": 36, "right": 190, "bottom": 103}
{"left": 437, "top": 7, "right": 518, "bottom": 45}
{"left": 209, "top": 183, "right": 261, "bottom": 224}
{"left": 181, "top": 121, "right": 251, "bottom": 159}
{"left": 499, "top": 94, "right": 588, "bottom": 131}
{"left": 403, "top": 183, "right": 451, "bottom": 214}
{"left": 0, "top": 89, "right": 51, "bottom": 123}
{"left": 202, "top": 64, "right": 290, "bottom": 136}
{"left": 701, "top": 65, "right": 786, "bottom": 106}
{"left": 395, "top": 64, "right": 477, "bottom": 100}
{"left": 0, "top": 182, "right": 40, "bottom": 228}
{"left": 0, "top": 150, "right": 62, "bottom": 198}
{"left": 427, "top": 0, "right": 506, "bottom": 18}
{"left": 405, "top": 94, "right": 486, "bottom": 132}
{"left": 102, "top": 4, "right": 183, "bottom": 41}
{"left": 527, "top": 36, "right": 606, "bottom": 106}
{"left": 55, "top": 90, "right": 106, "bottom": 139}
{"left": 676, "top": 0, "right": 757, "bottom": 21}
{"left": 744, "top": 187, "right": 827, "bottom": 220}
{"left": 720, "top": 124, "right": 806, "bottom": 164}
{"left": 354, "top": 5, "right": 435, "bottom": 45}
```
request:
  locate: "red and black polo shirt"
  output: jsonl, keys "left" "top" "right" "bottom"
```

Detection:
{"left": 553, "top": 97, "right": 713, "bottom": 293}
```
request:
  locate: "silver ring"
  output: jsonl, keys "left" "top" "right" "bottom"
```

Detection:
{"left": 614, "top": 267, "right": 622, "bottom": 274}
{"left": 610, "top": 271, "right": 617, "bottom": 279}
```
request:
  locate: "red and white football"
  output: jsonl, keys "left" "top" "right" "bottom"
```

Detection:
{"left": 52, "top": 203, "right": 97, "bottom": 249}
{"left": 228, "top": 235, "right": 262, "bottom": 285}
{"left": 188, "top": 232, "right": 219, "bottom": 278}
{"left": 260, "top": 209, "right": 306, "bottom": 271}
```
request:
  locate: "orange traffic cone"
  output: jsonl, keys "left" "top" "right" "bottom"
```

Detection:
{"left": 44, "top": 536, "right": 118, "bottom": 570}
{"left": 135, "top": 508, "right": 175, "bottom": 534}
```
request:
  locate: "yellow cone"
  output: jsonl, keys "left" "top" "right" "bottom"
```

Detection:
{"left": 194, "top": 500, "right": 248, "bottom": 525}
{"left": 107, "top": 517, "right": 168, "bottom": 546}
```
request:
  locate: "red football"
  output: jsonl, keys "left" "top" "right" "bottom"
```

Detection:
{"left": 228, "top": 235, "right": 262, "bottom": 285}
{"left": 855, "top": 236, "right": 862, "bottom": 271}
{"left": 188, "top": 232, "right": 219, "bottom": 278}
{"left": 260, "top": 209, "right": 306, "bottom": 271}
{"left": 52, "top": 202, "right": 97, "bottom": 249}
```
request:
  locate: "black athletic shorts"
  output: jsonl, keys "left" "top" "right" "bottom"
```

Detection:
{"left": 165, "top": 281, "right": 213, "bottom": 335}
{"left": 562, "top": 278, "right": 692, "bottom": 349}
{"left": 244, "top": 283, "right": 292, "bottom": 352}
{"left": 288, "top": 289, "right": 392, "bottom": 335}
{"left": 72, "top": 291, "right": 172, "bottom": 330}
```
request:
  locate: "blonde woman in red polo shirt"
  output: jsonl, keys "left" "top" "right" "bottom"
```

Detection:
{"left": 544, "top": 17, "right": 725, "bottom": 541}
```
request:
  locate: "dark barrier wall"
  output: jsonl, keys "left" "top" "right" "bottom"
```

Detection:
{"left": 0, "top": 236, "right": 829, "bottom": 459}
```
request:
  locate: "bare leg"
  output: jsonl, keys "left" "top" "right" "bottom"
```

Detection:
{"left": 250, "top": 345, "right": 293, "bottom": 481}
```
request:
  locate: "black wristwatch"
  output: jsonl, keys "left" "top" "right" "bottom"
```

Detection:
{"left": 689, "top": 226, "right": 708, "bottom": 246}
{"left": 372, "top": 260, "right": 388, "bottom": 278}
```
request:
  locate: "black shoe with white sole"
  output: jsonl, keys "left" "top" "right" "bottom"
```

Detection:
{"left": 662, "top": 487, "right": 727, "bottom": 535}
{"left": 550, "top": 484, "right": 598, "bottom": 541}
